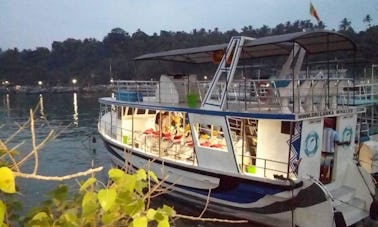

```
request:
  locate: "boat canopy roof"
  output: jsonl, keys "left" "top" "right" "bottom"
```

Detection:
{"left": 134, "top": 30, "right": 356, "bottom": 64}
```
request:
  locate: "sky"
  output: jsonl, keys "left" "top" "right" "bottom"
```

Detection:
{"left": 1, "top": 0, "right": 377, "bottom": 50}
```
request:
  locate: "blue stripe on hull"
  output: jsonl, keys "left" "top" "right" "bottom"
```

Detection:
{"left": 175, "top": 182, "right": 283, "bottom": 204}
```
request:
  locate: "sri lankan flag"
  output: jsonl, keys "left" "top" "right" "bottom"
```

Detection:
{"left": 310, "top": 2, "right": 320, "bottom": 22}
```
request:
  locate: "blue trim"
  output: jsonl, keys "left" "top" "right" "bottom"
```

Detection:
{"left": 176, "top": 181, "right": 282, "bottom": 203}
{"left": 99, "top": 98, "right": 296, "bottom": 120}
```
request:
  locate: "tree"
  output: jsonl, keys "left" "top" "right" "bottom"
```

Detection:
{"left": 339, "top": 18, "right": 352, "bottom": 31}
{"left": 363, "top": 14, "right": 372, "bottom": 28}
{"left": 257, "top": 25, "right": 271, "bottom": 37}
{"left": 359, "top": 25, "right": 378, "bottom": 61}
{"left": 103, "top": 27, "right": 130, "bottom": 57}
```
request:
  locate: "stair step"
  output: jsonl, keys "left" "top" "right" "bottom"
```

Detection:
{"left": 330, "top": 186, "right": 355, "bottom": 206}
{"left": 335, "top": 198, "right": 369, "bottom": 226}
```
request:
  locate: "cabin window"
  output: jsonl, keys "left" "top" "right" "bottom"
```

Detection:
{"left": 130, "top": 110, "right": 194, "bottom": 163}
{"left": 281, "top": 121, "right": 295, "bottom": 135}
{"left": 117, "top": 106, "right": 122, "bottom": 119}
{"left": 148, "top": 109, "right": 156, "bottom": 114}
{"left": 196, "top": 123, "right": 226, "bottom": 151}
{"left": 126, "top": 107, "right": 133, "bottom": 115}
{"left": 136, "top": 108, "right": 145, "bottom": 115}
{"left": 227, "top": 117, "right": 257, "bottom": 172}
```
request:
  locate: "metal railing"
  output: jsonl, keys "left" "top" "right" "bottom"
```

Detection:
{"left": 237, "top": 154, "right": 292, "bottom": 178}
{"left": 112, "top": 78, "right": 368, "bottom": 114}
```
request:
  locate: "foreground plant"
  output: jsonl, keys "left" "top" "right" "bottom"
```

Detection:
{"left": 22, "top": 168, "right": 174, "bottom": 227}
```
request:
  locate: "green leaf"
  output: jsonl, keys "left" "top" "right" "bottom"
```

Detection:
{"left": 136, "top": 169, "right": 147, "bottom": 181}
{"left": 97, "top": 189, "right": 116, "bottom": 212}
{"left": 154, "top": 212, "right": 165, "bottom": 222}
{"left": 157, "top": 218, "right": 170, "bottom": 227}
{"left": 148, "top": 171, "right": 158, "bottom": 183}
{"left": 122, "top": 174, "right": 137, "bottom": 192}
{"left": 82, "top": 191, "right": 98, "bottom": 216}
{"left": 0, "top": 167, "right": 16, "bottom": 193}
{"left": 32, "top": 212, "right": 50, "bottom": 220}
{"left": 108, "top": 168, "right": 125, "bottom": 182}
{"left": 124, "top": 199, "right": 145, "bottom": 216}
{"left": 101, "top": 211, "right": 118, "bottom": 225}
{"left": 79, "top": 177, "right": 96, "bottom": 192}
{"left": 135, "top": 181, "right": 148, "bottom": 194}
{"left": 131, "top": 216, "right": 148, "bottom": 227}
{"left": 161, "top": 205, "right": 175, "bottom": 217}
{"left": 116, "top": 191, "right": 133, "bottom": 205}
{"left": 146, "top": 208, "right": 156, "bottom": 220}
{"left": 60, "top": 211, "right": 79, "bottom": 226}
{"left": 0, "top": 200, "right": 5, "bottom": 227}
{"left": 30, "top": 212, "right": 51, "bottom": 226}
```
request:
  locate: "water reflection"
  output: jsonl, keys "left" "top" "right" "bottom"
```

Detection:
{"left": 39, "top": 94, "right": 45, "bottom": 118}
{"left": 73, "top": 92, "right": 78, "bottom": 126}
{"left": 4, "top": 94, "right": 10, "bottom": 117}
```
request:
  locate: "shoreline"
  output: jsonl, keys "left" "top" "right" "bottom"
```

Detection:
{"left": 0, "top": 84, "right": 114, "bottom": 94}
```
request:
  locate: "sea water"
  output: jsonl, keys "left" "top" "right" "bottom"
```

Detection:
{"left": 0, "top": 93, "right": 110, "bottom": 211}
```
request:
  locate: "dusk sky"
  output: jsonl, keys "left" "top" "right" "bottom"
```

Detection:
{"left": 1, "top": 0, "right": 377, "bottom": 50}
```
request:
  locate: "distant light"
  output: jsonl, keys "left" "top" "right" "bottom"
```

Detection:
{"left": 204, "top": 76, "right": 208, "bottom": 80}
{"left": 3, "top": 80, "right": 9, "bottom": 85}
{"left": 72, "top": 79, "right": 77, "bottom": 85}
{"left": 38, "top": 81, "right": 43, "bottom": 86}
{"left": 110, "top": 78, "right": 114, "bottom": 83}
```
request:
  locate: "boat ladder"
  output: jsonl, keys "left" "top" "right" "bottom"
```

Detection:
{"left": 202, "top": 36, "right": 255, "bottom": 110}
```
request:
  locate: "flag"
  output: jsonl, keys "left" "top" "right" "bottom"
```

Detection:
{"left": 310, "top": 2, "right": 320, "bottom": 22}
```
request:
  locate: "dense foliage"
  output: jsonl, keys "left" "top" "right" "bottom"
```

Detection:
{"left": 0, "top": 166, "right": 176, "bottom": 226}
{"left": 0, "top": 18, "right": 377, "bottom": 86}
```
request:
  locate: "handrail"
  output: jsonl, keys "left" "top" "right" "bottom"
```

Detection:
{"left": 112, "top": 78, "right": 364, "bottom": 114}
{"left": 237, "top": 154, "right": 291, "bottom": 178}
{"left": 307, "top": 174, "right": 334, "bottom": 200}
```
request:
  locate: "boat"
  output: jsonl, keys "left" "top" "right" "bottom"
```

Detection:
{"left": 98, "top": 30, "right": 378, "bottom": 226}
